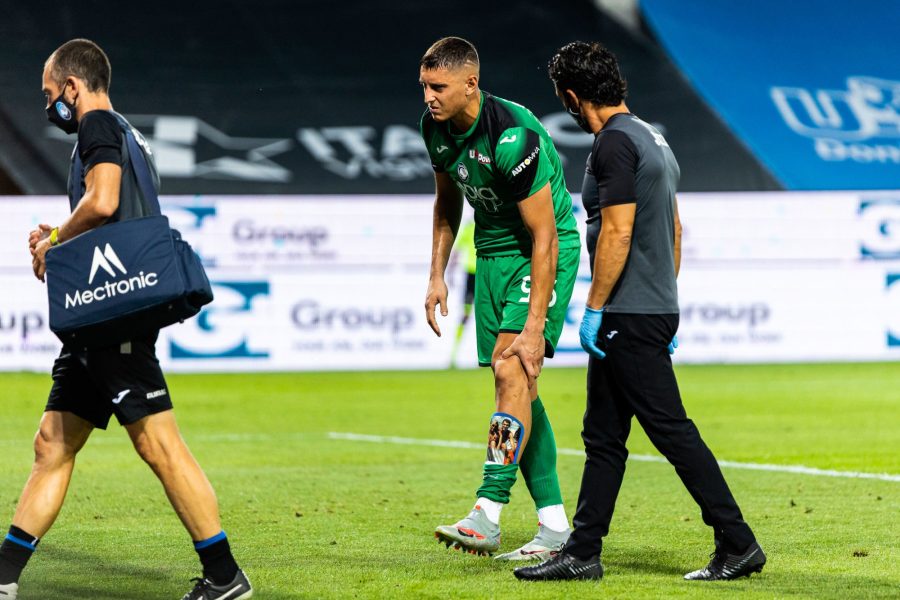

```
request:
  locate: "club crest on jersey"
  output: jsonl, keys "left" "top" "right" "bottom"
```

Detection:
{"left": 457, "top": 162, "right": 469, "bottom": 182}
{"left": 469, "top": 149, "right": 492, "bottom": 165}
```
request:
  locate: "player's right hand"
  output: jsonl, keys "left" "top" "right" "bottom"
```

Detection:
{"left": 579, "top": 306, "right": 606, "bottom": 360}
{"left": 425, "top": 277, "right": 449, "bottom": 337}
{"left": 29, "top": 223, "right": 53, "bottom": 251}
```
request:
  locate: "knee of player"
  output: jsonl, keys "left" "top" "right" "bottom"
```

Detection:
{"left": 132, "top": 434, "right": 174, "bottom": 469}
{"left": 491, "top": 355, "right": 524, "bottom": 385}
{"left": 32, "top": 427, "right": 74, "bottom": 466}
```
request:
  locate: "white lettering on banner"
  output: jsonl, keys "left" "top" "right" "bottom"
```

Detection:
{"left": 297, "top": 125, "right": 433, "bottom": 180}
{"left": 772, "top": 76, "right": 900, "bottom": 162}
{"left": 47, "top": 116, "right": 293, "bottom": 182}
{"left": 815, "top": 139, "right": 900, "bottom": 164}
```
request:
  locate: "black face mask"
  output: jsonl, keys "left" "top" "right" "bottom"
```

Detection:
{"left": 46, "top": 90, "right": 78, "bottom": 134}
{"left": 566, "top": 103, "right": 594, "bottom": 135}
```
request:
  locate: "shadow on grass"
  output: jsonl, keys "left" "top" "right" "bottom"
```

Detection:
{"left": 605, "top": 545, "right": 900, "bottom": 598}
{"left": 24, "top": 544, "right": 306, "bottom": 599}
{"left": 23, "top": 544, "right": 173, "bottom": 599}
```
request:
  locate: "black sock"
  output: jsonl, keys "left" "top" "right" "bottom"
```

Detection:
{"left": 194, "top": 531, "right": 239, "bottom": 585}
{"left": 0, "top": 525, "right": 39, "bottom": 585}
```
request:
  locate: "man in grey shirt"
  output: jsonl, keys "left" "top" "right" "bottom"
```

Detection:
{"left": 515, "top": 41, "right": 765, "bottom": 582}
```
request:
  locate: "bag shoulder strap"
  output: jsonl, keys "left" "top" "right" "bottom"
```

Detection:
{"left": 122, "top": 127, "right": 162, "bottom": 216}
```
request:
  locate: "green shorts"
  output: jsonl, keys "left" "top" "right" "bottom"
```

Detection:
{"left": 474, "top": 247, "right": 580, "bottom": 367}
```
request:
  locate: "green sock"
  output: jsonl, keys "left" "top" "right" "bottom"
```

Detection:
{"left": 520, "top": 397, "right": 564, "bottom": 509}
{"left": 476, "top": 463, "right": 519, "bottom": 504}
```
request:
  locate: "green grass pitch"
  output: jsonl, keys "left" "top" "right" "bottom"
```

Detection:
{"left": 1, "top": 363, "right": 898, "bottom": 599}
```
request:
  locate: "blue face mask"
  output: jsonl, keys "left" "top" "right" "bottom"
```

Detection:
{"left": 46, "top": 89, "right": 78, "bottom": 134}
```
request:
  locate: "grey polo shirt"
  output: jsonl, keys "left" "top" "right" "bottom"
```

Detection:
{"left": 580, "top": 113, "right": 681, "bottom": 314}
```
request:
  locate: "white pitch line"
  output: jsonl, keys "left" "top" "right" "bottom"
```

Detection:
{"left": 327, "top": 432, "right": 900, "bottom": 483}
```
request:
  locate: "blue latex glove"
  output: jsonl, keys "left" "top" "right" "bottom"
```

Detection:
{"left": 668, "top": 335, "right": 679, "bottom": 354}
{"left": 579, "top": 306, "right": 606, "bottom": 360}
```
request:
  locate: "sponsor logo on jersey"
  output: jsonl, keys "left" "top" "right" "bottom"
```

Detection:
{"left": 112, "top": 389, "right": 131, "bottom": 405}
{"left": 457, "top": 162, "right": 469, "bottom": 182}
{"left": 499, "top": 134, "right": 517, "bottom": 145}
{"left": 455, "top": 181, "right": 502, "bottom": 213}
{"left": 469, "top": 149, "right": 492, "bottom": 165}
{"left": 511, "top": 146, "right": 541, "bottom": 177}
{"left": 437, "top": 145, "right": 449, "bottom": 153}
{"left": 64, "top": 244, "right": 159, "bottom": 310}
{"left": 146, "top": 388, "right": 168, "bottom": 399}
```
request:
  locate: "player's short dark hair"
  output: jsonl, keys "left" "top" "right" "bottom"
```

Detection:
{"left": 420, "top": 37, "right": 479, "bottom": 72}
{"left": 47, "top": 39, "right": 111, "bottom": 93}
{"left": 548, "top": 41, "right": 627, "bottom": 107}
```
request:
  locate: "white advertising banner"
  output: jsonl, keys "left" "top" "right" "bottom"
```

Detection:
{"left": 0, "top": 192, "right": 898, "bottom": 371}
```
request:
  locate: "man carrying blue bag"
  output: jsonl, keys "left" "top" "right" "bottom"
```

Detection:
{"left": 0, "top": 39, "right": 253, "bottom": 600}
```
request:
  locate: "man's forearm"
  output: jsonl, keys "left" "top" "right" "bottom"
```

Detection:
{"left": 56, "top": 191, "right": 113, "bottom": 243}
{"left": 587, "top": 231, "right": 631, "bottom": 309}
{"left": 674, "top": 197, "right": 682, "bottom": 279}
{"left": 674, "top": 238, "right": 681, "bottom": 279}
{"left": 524, "top": 235, "right": 558, "bottom": 333}
{"left": 430, "top": 198, "right": 462, "bottom": 279}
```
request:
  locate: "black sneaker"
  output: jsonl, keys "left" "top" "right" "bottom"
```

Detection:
{"left": 684, "top": 541, "right": 766, "bottom": 581}
{"left": 181, "top": 569, "right": 253, "bottom": 599}
{"left": 514, "top": 551, "right": 603, "bottom": 581}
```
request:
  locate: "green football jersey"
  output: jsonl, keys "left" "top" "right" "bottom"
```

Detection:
{"left": 420, "top": 92, "right": 581, "bottom": 257}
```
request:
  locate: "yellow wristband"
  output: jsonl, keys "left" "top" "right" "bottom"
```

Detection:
{"left": 49, "top": 227, "right": 60, "bottom": 246}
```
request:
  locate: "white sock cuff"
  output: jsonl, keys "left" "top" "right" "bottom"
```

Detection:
{"left": 476, "top": 497, "right": 504, "bottom": 524}
{"left": 537, "top": 503, "right": 570, "bottom": 532}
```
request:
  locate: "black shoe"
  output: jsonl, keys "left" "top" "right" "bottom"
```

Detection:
{"left": 514, "top": 552, "right": 603, "bottom": 581}
{"left": 684, "top": 541, "right": 766, "bottom": 581}
{"left": 181, "top": 569, "right": 253, "bottom": 599}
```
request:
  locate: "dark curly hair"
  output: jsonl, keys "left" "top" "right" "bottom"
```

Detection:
{"left": 548, "top": 41, "right": 627, "bottom": 107}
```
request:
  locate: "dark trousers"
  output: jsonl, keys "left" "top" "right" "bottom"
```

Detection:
{"left": 565, "top": 312, "right": 756, "bottom": 559}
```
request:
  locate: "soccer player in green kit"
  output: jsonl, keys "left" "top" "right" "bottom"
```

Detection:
{"left": 419, "top": 37, "right": 582, "bottom": 560}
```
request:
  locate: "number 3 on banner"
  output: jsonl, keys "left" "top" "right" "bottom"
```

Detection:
{"left": 518, "top": 275, "right": 557, "bottom": 307}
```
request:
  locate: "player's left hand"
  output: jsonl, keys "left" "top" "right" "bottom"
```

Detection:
{"left": 668, "top": 335, "right": 678, "bottom": 354}
{"left": 500, "top": 327, "right": 545, "bottom": 389}
{"left": 31, "top": 237, "right": 52, "bottom": 282}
